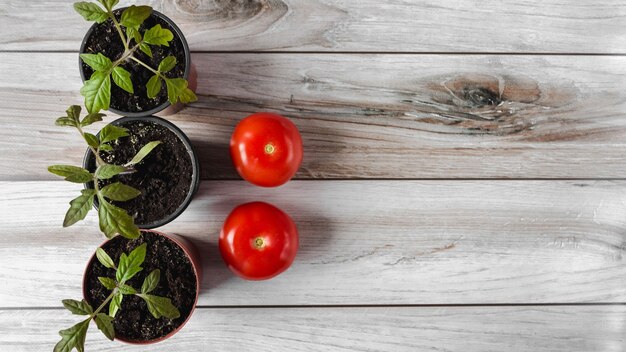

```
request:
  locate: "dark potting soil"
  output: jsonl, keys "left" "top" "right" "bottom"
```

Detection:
{"left": 90, "top": 120, "right": 193, "bottom": 225}
{"left": 81, "top": 9, "right": 186, "bottom": 113}
{"left": 85, "top": 231, "right": 197, "bottom": 341}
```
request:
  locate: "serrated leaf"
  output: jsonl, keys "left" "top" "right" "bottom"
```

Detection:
{"left": 116, "top": 243, "right": 146, "bottom": 283}
{"left": 126, "top": 141, "right": 161, "bottom": 166}
{"left": 146, "top": 75, "right": 161, "bottom": 98}
{"left": 100, "top": 182, "right": 141, "bottom": 201}
{"left": 127, "top": 27, "right": 142, "bottom": 43}
{"left": 83, "top": 132, "right": 99, "bottom": 149}
{"left": 109, "top": 291, "right": 122, "bottom": 317}
{"left": 95, "top": 164, "right": 127, "bottom": 179}
{"left": 179, "top": 87, "right": 198, "bottom": 103}
{"left": 112, "top": 66, "right": 134, "bottom": 93}
{"left": 98, "top": 0, "right": 119, "bottom": 11}
{"left": 138, "top": 294, "right": 180, "bottom": 319}
{"left": 74, "top": 2, "right": 108, "bottom": 23}
{"left": 98, "top": 197, "right": 140, "bottom": 239}
{"left": 120, "top": 5, "right": 152, "bottom": 29}
{"left": 158, "top": 56, "right": 176, "bottom": 73}
{"left": 99, "top": 143, "right": 113, "bottom": 152}
{"left": 139, "top": 43, "right": 153, "bottom": 57}
{"left": 165, "top": 78, "right": 188, "bottom": 104}
{"left": 63, "top": 189, "right": 96, "bottom": 227}
{"left": 118, "top": 284, "right": 136, "bottom": 294}
{"left": 80, "top": 53, "right": 112, "bottom": 72}
{"left": 48, "top": 165, "right": 93, "bottom": 183}
{"left": 81, "top": 71, "right": 111, "bottom": 114}
{"left": 94, "top": 313, "right": 115, "bottom": 341}
{"left": 141, "top": 269, "right": 160, "bottom": 294}
{"left": 66, "top": 105, "right": 82, "bottom": 124}
{"left": 143, "top": 24, "right": 173, "bottom": 46}
{"left": 96, "top": 247, "right": 116, "bottom": 269}
{"left": 54, "top": 319, "right": 90, "bottom": 352}
{"left": 62, "top": 299, "right": 93, "bottom": 316}
{"left": 55, "top": 117, "right": 77, "bottom": 127}
{"left": 98, "top": 277, "right": 117, "bottom": 290}
{"left": 99, "top": 124, "right": 128, "bottom": 143}
{"left": 81, "top": 112, "right": 105, "bottom": 127}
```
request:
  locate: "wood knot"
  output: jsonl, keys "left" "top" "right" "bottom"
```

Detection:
{"left": 172, "top": 0, "right": 273, "bottom": 20}
{"left": 463, "top": 87, "right": 501, "bottom": 108}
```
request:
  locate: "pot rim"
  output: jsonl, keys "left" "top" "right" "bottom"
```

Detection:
{"left": 78, "top": 7, "right": 191, "bottom": 117}
{"left": 82, "top": 115, "right": 200, "bottom": 229}
{"left": 82, "top": 229, "right": 201, "bottom": 345}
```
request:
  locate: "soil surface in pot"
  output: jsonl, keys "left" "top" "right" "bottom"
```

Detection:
{"left": 85, "top": 231, "right": 197, "bottom": 341}
{"left": 89, "top": 120, "right": 193, "bottom": 225}
{"left": 81, "top": 9, "right": 186, "bottom": 113}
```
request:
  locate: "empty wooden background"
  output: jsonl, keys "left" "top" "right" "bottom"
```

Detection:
{"left": 0, "top": 0, "right": 624, "bottom": 351}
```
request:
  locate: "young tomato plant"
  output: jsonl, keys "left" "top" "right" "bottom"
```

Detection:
{"left": 74, "top": 0, "right": 197, "bottom": 113}
{"left": 54, "top": 244, "right": 180, "bottom": 352}
{"left": 48, "top": 105, "right": 161, "bottom": 239}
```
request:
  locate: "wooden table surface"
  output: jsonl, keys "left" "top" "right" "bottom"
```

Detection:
{"left": 1, "top": 1, "right": 625, "bottom": 351}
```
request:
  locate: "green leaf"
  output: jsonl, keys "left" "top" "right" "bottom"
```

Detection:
{"left": 143, "top": 24, "right": 173, "bottom": 46}
{"left": 112, "top": 66, "right": 134, "bottom": 93}
{"left": 81, "top": 112, "right": 105, "bottom": 127}
{"left": 179, "top": 87, "right": 198, "bottom": 103}
{"left": 83, "top": 132, "right": 99, "bottom": 149}
{"left": 138, "top": 294, "right": 180, "bottom": 319}
{"left": 55, "top": 117, "right": 77, "bottom": 127}
{"left": 118, "top": 284, "right": 136, "bottom": 294}
{"left": 109, "top": 291, "right": 122, "bottom": 317}
{"left": 139, "top": 43, "right": 153, "bottom": 57}
{"left": 81, "top": 71, "right": 111, "bottom": 114}
{"left": 99, "top": 143, "right": 113, "bottom": 152}
{"left": 96, "top": 247, "right": 116, "bottom": 269}
{"left": 66, "top": 105, "right": 82, "bottom": 124}
{"left": 146, "top": 75, "right": 161, "bottom": 98}
{"left": 120, "top": 5, "right": 152, "bottom": 29}
{"left": 79, "top": 53, "right": 112, "bottom": 72}
{"left": 48, "top": 165, "right": 93, "bottom": 183}
{"left": 164, "top": 78, "right": 198, "bottom": 104}
{"left": 98, "top": 277, "right": 116, "bottom": 290}
{"left": 94, "top": 313, "right": 115, "bottom": 341}
{"left": 95, "top": 164, "right": 127, "bottom": 179}
{"left": 74, "top": 2, "right": 108, "bottom": 23}
{"left": 54, "top": 319, "right": 90, "bottom": 352}
{"left": 141, "top": 269, "right": 160, "bottom": 294}
{"left": 99, "top": 124, "right": 128, "bottom": 143}
{"left": 127, "top": 27, "right": 142, "bottom": 43}
{"left": 158, "top": 56, "right": 176, "bottom": 73}
{"left": 100, "top": 182, "right": 141, "bottom": 201}
{"left": 126, "top": 141, "right": 161, "bottom": 166}
{"left": 98, "top": 0, "right": 119, "bottom": 11}
{"left": 63, "top": 189, "right": 96, "bottom": 227}
{"left": 116, "top": 243, "right": 146, "bottom": 283}
{"left": 98, "top": 197, "right": 140, "bottom": 239}
{"left": 62, "top": 299, "right": 93, "bottom": 316}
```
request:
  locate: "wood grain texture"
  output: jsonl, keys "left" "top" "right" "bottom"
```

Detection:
{"left": 1, "top": 180, "right": 624, "bottom": 307}
{"left": 1, "top": 306, "right": 624, "bottom": 351}
{"left": 2, "top": 53, "right": 626, "bottom": 179}
{"left": 1, "top": 0, "right": 626, "bottom": 53}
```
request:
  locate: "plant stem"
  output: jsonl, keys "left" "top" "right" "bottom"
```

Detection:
{"left": 130, "top": 56, "right": 162, "bottom": 78}
{"left": 76, "top": 125, "right": 105, "bottom": 166}
{"left": 109, "top": 12, "right": 128, "bottom": 51}
{"left": 91, "top": 289, "right": 117, "bottom": 318}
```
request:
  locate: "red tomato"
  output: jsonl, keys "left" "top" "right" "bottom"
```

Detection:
{"left": 230, "top": 112, "right": 303, "bottom": 187}
{"left": 219, "top": 202, "right": 299, "bottom": 280}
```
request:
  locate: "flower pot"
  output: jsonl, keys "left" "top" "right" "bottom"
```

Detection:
{"left": 83, "top": 230, "right": 202, "bottom": 344}
{"left": 83, "top": 116, "right": 200, "bottom": 229}
{"left": 79, "top": 7, "right": 192, "bottom": 117}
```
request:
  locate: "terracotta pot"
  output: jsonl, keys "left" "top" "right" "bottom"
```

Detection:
{"left": 78, "top": 7, "right": 193, "bottom": 117}
{"left": 82, "top": 230, "right": 202, "bottom": 344}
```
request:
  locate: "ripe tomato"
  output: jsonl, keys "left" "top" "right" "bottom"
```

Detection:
{"left": 219, "top": 202, "right": 299, "bottom": 280}
{"left": 230, "top": 112, "right": 303, "bottom": 187}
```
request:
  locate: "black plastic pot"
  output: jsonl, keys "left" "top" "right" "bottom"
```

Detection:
{"left": 83, "top": 116, "right": 200, "bottom": 229}
{"left": 79, "top": 8, "right": 191, "bottom": 117}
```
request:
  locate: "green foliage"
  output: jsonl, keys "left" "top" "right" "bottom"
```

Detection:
{"left": 48, "top": 105, "right": 160, "bottom": 240}
{"left": 75, "top": 1, "right": 196, "bottom": 113}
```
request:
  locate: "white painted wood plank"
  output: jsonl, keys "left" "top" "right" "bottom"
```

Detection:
{"left": 1, "top": 0, "right": 625, "bottom": 53}
{"left": 1, "top": 306, "right": 624, "bottom": 351}
{"left": 2, "top": 53, "right": 626, "bottom": 179}
{"left": 1, "top": 180, "right": 624, "bottom": 307}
